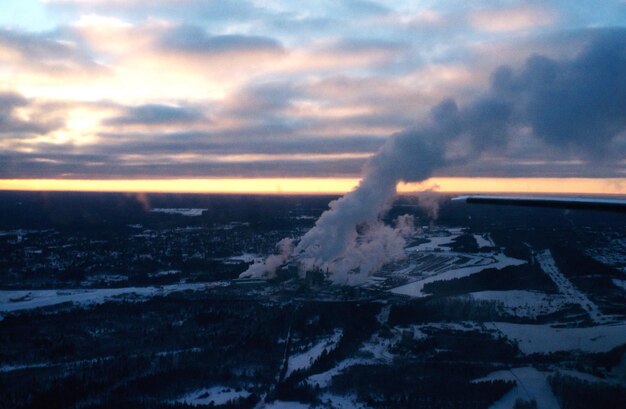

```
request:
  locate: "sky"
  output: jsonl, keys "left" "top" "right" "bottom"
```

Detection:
{"left": 0, "top": 0, "right": 625, "bottom": 194}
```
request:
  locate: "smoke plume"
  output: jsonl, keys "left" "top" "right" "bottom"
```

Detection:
{"left": 241, "top": 31, "right": 626, "bottom": 283}
{"left": 239, "top": 238, "right": 294, "bottom": 279}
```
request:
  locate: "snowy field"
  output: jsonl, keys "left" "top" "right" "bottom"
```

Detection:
{"left": 318, "top": 393, "right": 372, "bottom": 409}
{"left": 262, "top": 402, "right": 310, "bottom": 409}
{"left": 0, "top": 282, "right": 227, "bottom": 316}
{"left": 474, "top": 233, "right": 495, "bottom": 248}
{"left": 389, "top": 252, "right": 526, "bottom": 297}
{"left": 286, "top": 329, "right": 343, "bottom": 377}
{"left": 535, "top": 249, "right": 607, "bottom": 324}
{"left": 307, "top": 357, "right": 369, "bottom": 389}
{"left": 151, "top": 208, "right": 206, "bottom": 216}
{"left": 404, "top": 234, "right": 458, "bottom": 253}
{"left": 306, "top": 327, "right": 405, "bottom": 388}
{"left": 489, "top": 322, "right": 626, "bottom": 354}
{"left": 468, "top": 290, "right": 570, "bottom": 318}
{"left": 174, "top": 386, "right": 250, "bottom": 406}
{"left": 226, "top": 253, "right": 262, "bottom": 263}
{"left": 613, "top": 279, "right": 626, "bottom": 292}
{"left": 473, "top": 367, "right": 559, "bottom": 409}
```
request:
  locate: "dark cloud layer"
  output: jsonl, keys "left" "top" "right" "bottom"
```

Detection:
{"left": 0, "top": 92, "right": 59, "bottom": 135}
{"left": 0, "top": 28, "right": 104, "bottom": 75}
{"left": 106, "top": 104, "right": 205, "bottom": 126}
{"left": 428, "top": 29, "right": 626, "bottom": 164}
{"left": 160, "top": 26, "right": 283, "bottom": 55}
{"left": 95, "top": 132, "right": 385, "bottom": 156}
{"left": 0, "top": 152, "right": 366, "bottom": 179}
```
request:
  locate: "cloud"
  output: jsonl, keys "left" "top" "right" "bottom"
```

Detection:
{"left": 105, "top": 104, "right": 205, "bottom": 126}
{"left": 469, "top": 4, "right": 557, "bottom": 33}
{"left": 0, "top": 28, "right": 105, "bottom": 75}
{"left": 291, "top": 27, "right": 626, "bottom": 281}
{"left": 0, "top": 92, "right": 61, "bottom": 136}
{"left": 95, "top": 131, "right": 384, "bottom": 156}
{"left": 486, "top": 29, "right": 626, "bottom": 156}
{"left": 0, "top": 151, "right": 368, "bottom": 179}
{"left": 160, "top": 26, "right": 284, "bottom": 55}
{"left": 45, "top": 0, "right": 261, "bottom": 22}
{"left": 2, "top": 1, "right": 625, "bottom": 186}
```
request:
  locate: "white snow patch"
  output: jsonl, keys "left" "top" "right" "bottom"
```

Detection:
{"left": 307, "top": 358, "right": 369, "bottom": 388}
{"left": 490, "top": 322, "right": 626, "bottom": 354}
{"left": 474, "top": 233, "right": 494, "bottom": 248}
{"left": 319, "top": 392, "right": 372, "bottom": 409}
{"left": 556, "top": 369, "right": 616, "bottom": 385}
{"left": 469, "top": 290, "right": 569, "bottom": 318}
{"left": 474, "top": 367, "right": 559, "bottom": 409}
{"left": 306, "top": 329, "right": 403, "bottom": 388}
{"left": 82, "top": 274, "right": 128, "bottom": 284}
{"left": 0, "top": 282, "right": 227, "bottom": 314}
{"left": 150, "top": 270, "right": 181, "bottom": 277}
{"left": 262, "top": 401, "right": 310, "bottom": 409}
{"left": 228, "top": 253, "right": 262, "bottom": 263}
{"left": 0, "top": 363, "right": 51, "bottom": 372}
{"left": 405, "top": 234, "right": 458, "bottom": 252}
{"left": 390, "top": 253, "right": 526, "bottom": 297}
{"left": 359, "top": 334, "right": 397, "bottom": 363}
{"left": 151, "top": 208, "right": 206, "bottom": 216}
{"left": 175, "top": 386, "right": 250, "bottom": 406}
{"left": 536, "top": 249, "right": 607, "bottom": 324}
{"left": 376, "top": 305, "right": 390, "bottom": 325}
{"left": 613, "top": 278, "right": 626, "bottom": 292}
{"left": 286, "top": 330, "right": 343, "bottom": 377}
{"left": 155, "top": 347, "right": 202, "bottom": 357}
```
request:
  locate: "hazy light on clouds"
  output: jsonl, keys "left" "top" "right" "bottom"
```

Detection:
{"left": 0, "top": 0, "right": 625, "bottom": 182}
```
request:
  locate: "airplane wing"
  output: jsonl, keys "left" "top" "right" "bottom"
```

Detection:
{"left": 451, "top": 195, "right": 626, "bottom": 213}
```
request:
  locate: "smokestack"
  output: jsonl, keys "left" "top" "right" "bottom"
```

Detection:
{"left": 241, "top": 31, "right": 626, "bottom": 283}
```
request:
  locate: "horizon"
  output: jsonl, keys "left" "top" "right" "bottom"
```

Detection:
{"left": 1, "top": 177, "right": 625, "bottom": 195}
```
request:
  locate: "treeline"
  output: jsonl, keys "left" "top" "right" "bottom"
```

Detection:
{"left": 331, "top": 362, "right": 515, "bottom": 409}
{"left": 422, "top": 263, "right": 557, "bottom": 297}
{"left": 549, "top": 373, "right": 626, "bottom": 409}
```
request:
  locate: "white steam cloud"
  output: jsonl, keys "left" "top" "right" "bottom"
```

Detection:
{"left": 239, "top": 238, "right": 294, "bottom": 279}
{"left": 240, "top": 33, "right": 626, "bottom": 284}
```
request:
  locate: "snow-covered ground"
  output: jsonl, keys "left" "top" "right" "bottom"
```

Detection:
{"left": 536, "top": 249, "right": 607, "bottom": 324}
{"left": 389, "top": 253, "right": 526, "bottom": 297}
{"left": 376, "top": 304, "right": 390, "bottom": 325}
{"left": 468, "top": 290, "right": 570, "bottom": 318}
{"left": 556, "top": 369, "right": 622, "bottom": 385}
{"left": 473, "top": 367, "right": 559, "bottom": 409}
{"left": 227, "top": 253, "right": 261, "bottom": 263}
{"left": 404, "top": 234, "right": 458, "bottom": 252}
{"left": 306, "top": 328, "right": 405, "bottom": 388}
{"left": 262, "top": 401, "right": 310, "bottom": 409}
{"left": 0, "top": 362, "right": 52, "bottom": 373}
{"left": 474, "top": 233, "right": 495, "bottom": 248}
{"left": 174, "top": 386, "right": 250, "bottom": 406}
{"left": 151, "top": 208, "right": 206, "bottom": 216}
{"left": 148, "top": 270, "right": 181, "bottom": 278}
{"left": 490, "top": 322, "right": 626, "bottom": 354}
{"left": 318, "top": 392, "right": 373, "bottom": 409}
{"left": 286, "top": 330, "right": 343, "bottom": 377}
{"left": 613, "top": 278, "right": 626, "bottom": 292}
{"left": 1, "top": 347, "right": 205, "bottom": 374}
{"left": 307, "top": 358, "right": 370, "bottom": 389}
{"left": 0, "top": 282, "right": 227, "bottom": 315}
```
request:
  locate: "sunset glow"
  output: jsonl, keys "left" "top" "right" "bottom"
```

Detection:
{"left": 1, "top": 178, "right": 623, "bottom": 195}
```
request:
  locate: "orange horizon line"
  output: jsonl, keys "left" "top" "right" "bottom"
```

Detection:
{"left": 0, "top": 177, "right": 624, "bottom": 195}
